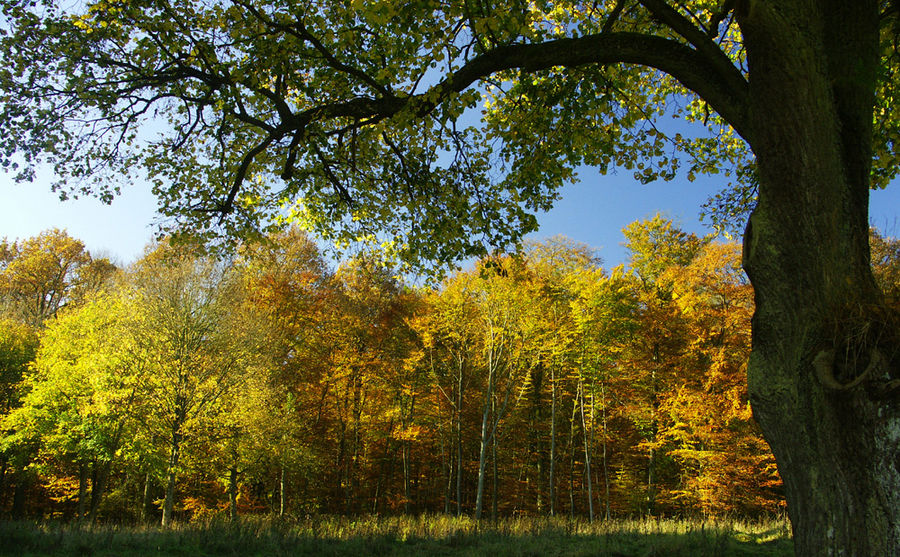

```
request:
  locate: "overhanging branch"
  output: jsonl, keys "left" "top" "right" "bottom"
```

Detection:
{"left": 212, "top": 30, "right": 752, "bottom": 217}
{"left": 285, "top": 32, "right": 751, "bottom": 141}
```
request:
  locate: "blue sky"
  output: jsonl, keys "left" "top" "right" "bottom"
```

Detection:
{"left": 2, "top": 165, "right": 897, "bottom": 270}
{"left": 0, "top": 173, "right": 159, "bottom": 265}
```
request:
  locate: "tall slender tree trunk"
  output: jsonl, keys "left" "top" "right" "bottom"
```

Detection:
{"left": 402, "top": 440, "right": 410, "bottom": 514}
{"left": 0, "top": 458, "right": 7, "bottom": 511}
{"left": 600, "top": 382, "right": 610, "bottom": 521}
{"left": 646, "top": 354, "right": 658, "bottom": 516}
{"left": 407, "top": 391, "right": 417, "bottom": 513}
{"left": 549, "top": 365, "right": 557, "bottom": 517}
{"left": 161, "top": 431, "right": 182, "bottom": 527}
{"left": 88, "top": 461, "right": 99, "bottom": 521}
{"left": 77, "top": 461, "right": 88, "bottom": 520}
{"left": 372, "top": 418, "right": 395, "bottom": 514}
{"left": 737, "top": 3, "right": 899, "bottom": 554}
{"left": 439, "top": 400, "right": 451, "bottom": 514}
{"left": 279, "top": 465, "right": 286, "bottom": 517}
{"left": 578, "top": 381, "right": 594, "bottom": 522}
{"left": 140, "top": 472, "right": 152, "bottom": 523}
{"left": 228, "top": 466, "right": 239, "bottom": 522}
{"left": 474, "top": 371, "right": 493, "bottom": 520}
{"left": 350, "top": 372, "right": 365, "bottom": 512}
{"left": 491, "top": 428, "right": 498, "bottom": 521}
{"left": 568, "top": 395, "right": 578, "bottom": 518}
{"left": 456, "top": 357, "right": 464, "bottom": 516}
{"left": 401, "top": 390, "right": 416, "bottom": 514}
{"left": 528, "top": 364, "right": 544, "bottom": 514}
{"left": 336, "top": 413, "right": 347, "bottom": 513}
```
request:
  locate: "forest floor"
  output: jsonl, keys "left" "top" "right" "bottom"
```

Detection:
{"left": 0, "top": 514, "right": 793, "bottom": 556}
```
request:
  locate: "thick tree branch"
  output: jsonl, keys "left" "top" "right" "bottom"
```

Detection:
{"left": 233, "top": 0, "right": 392, "bottom": 98}
{"left": 194, "top": 30, "right": 751, "bottom": 215}
{"left": 638, "top": 0, "right": 748, "bottom": 118}
{"left": 270, "top": 32, "right": 750, "bottom": 142}
{"left": 437, "top": 32, "right": 751, "bottom": 139}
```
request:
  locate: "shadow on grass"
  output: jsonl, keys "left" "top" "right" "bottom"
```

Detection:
{"left": 0, "top": 516, "right": 794, "bottom": 557}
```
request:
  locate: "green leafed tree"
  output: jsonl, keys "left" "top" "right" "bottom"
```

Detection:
{"left": 520, "top": 238, "right": 602, "bottom": 517}
{"left": 3, "top": 293, "right": 139, "bottom": 522}
{"left": 0, "top": 318, "right": 36, "bottom": 423}
{"left": 124, "top": 242, "right": 255, "bottom": 526}
{"left": 622, "top": 214, "right": 707, "bottom": 287}
{"left": 568, "top": 263, "right": 640, "bottom": 519}
{"left": 2, "top": 1, "right": 900, "bottom": 553}
{"left": 0, "top": 318, "right": 38, "bottom": 515}
{"left": 415, "top": 268, "right": 481, "bottom": 516}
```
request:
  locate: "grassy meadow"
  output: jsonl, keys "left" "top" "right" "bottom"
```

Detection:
{"left": 0, "top": 514, "right": 793, "bottom": 556}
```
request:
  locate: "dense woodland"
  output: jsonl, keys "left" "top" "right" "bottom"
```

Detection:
{"left": 0, "top": 219, "right": 896, "bottom": 525}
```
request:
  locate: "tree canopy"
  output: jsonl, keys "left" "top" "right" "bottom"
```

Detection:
{"left": 0, "top": 229, "right": 115, "bottom": 327}
{"left": 4, "top": 1, "right": 896, "bottom": 260}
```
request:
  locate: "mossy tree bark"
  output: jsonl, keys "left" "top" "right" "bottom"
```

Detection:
{"left": 739, "top": 2, "right": 900, "bottom": 555}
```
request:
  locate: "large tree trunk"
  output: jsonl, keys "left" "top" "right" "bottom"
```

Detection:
{"left": 739, "top": 2, "right": 899, "bottom": 555}
{"left": 88, "top": 457, "right": 116, "bottom": 523}
{"left": 89, "top": 394, "right": 130, "bottom": 523}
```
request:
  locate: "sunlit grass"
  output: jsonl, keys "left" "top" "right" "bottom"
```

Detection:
{"left": 0, "top": 514, "right": 793, "bottom": 556}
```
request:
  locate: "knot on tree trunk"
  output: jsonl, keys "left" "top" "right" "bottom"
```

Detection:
{"left": 813, "top": 347, "right": 884, "bottom": 390}
{"left": 814, "top": 302, "right": 900, "bottom": 393}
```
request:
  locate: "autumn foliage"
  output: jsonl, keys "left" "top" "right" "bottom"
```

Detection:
{"left": 6, "top": 216, "right": 882, "bottom": 523}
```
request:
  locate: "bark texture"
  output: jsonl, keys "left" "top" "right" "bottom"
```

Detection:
{"left": 738, "top": 2, "right": 900, "bottom": 555}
